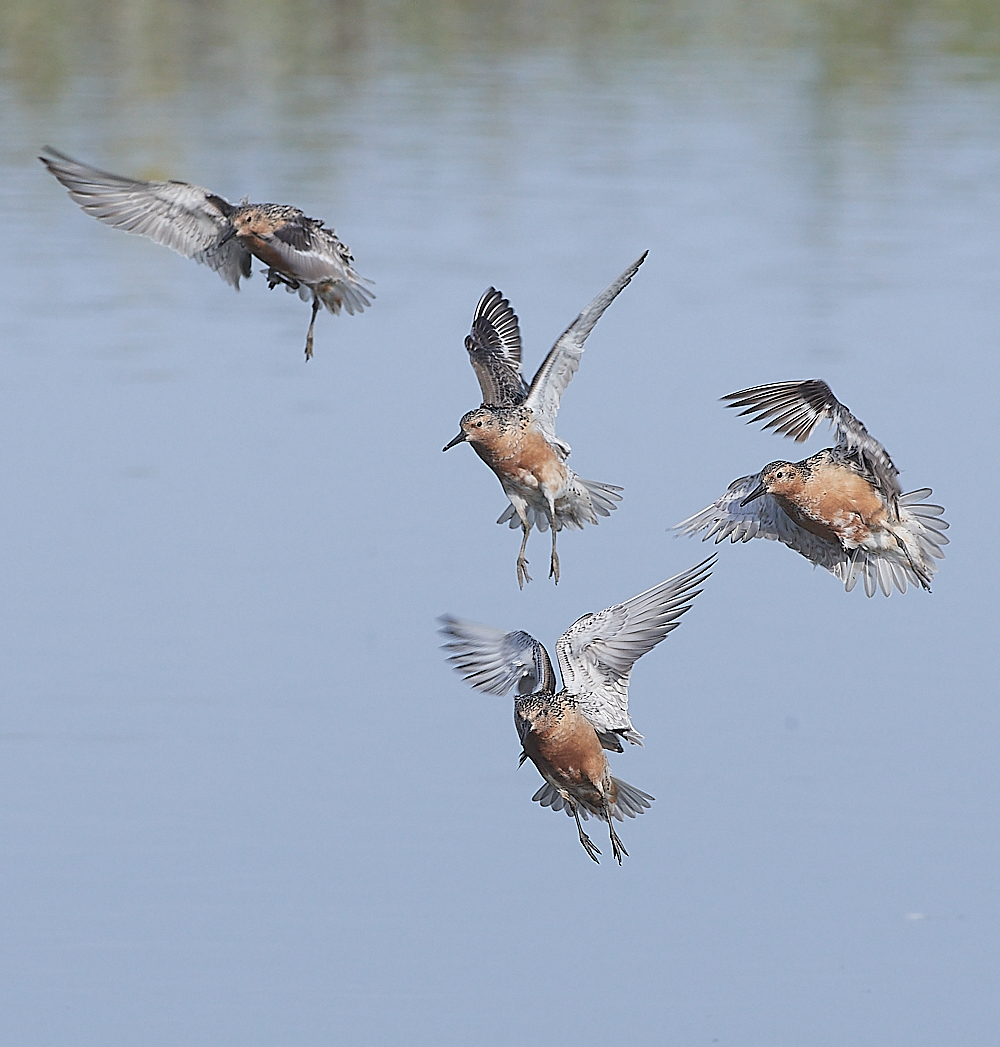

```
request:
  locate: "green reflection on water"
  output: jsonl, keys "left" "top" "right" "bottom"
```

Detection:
{"left": 2, "top": 0, "right": 1000, "bottom": 103}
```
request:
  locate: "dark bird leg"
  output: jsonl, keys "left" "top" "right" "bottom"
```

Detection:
{"left": 569, "top": 798, "right": 601, "bottom": 863}
{"left": 604, "top": 803, "right": 628, "bottom": 865}
{"left": 304, "top": 296, "right": 321, "bottom": 361}
{"left": 892, "top": 531, "right": 932, "bottom": 590}
{"left": 516, "top": 523, "right": 532, "bottom": 589}
{"left": 546, "top": 502, "right": 560, "bottom": 584}
{"left": 264, "top": 267, "right": 300, "bottom": 291}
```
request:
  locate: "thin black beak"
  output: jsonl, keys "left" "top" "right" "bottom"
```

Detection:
{"left": 218, "top": 225, "right": 238, "bottom": 247}
{"left": 442, "top": 431, "right": 467, "bottom": 452}
{"left": 740, "top": 482, "right": 768, "bottom": 507}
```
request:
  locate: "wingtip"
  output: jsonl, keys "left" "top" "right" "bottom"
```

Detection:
{"left": 437, "top": 613, "right": 460, "bottom": 637}
{"left": 39, "top": 145, "right": 72, "bottom": 166}
{"left": 625, "top": 250, "right": 649, "bottom": 279}
{"left": 687, "top": 552, "right": 718, "bottom": 582}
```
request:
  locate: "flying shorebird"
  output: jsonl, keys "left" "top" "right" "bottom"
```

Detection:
{"left": 443, "top": 253, "right": 646, "bottom": 587}
{"left": 39, "top": 147, "right": 372, "bottom": 359}
{"left": 440, "top": 555, "right": 715, "bottom": 864}
{"left": 673, "top": 380, "right": 948, "bottom": 596}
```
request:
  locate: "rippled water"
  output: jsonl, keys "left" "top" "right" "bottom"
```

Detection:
{"left": 1, "top": 3, "right": 998, "bottom": 1045}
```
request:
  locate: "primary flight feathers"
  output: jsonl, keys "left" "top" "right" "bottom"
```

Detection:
{"left": 440, "top": 553, "right": 715, "bottom": 749}
{"left": 722, "top": 379, "right": 901, "bottom": 500}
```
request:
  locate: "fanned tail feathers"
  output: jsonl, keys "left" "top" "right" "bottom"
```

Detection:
{"left": 496, "top": 474, "right": 622, "bottom": 533}
{"left": 314, "top": 275, "right": 374, "bottom": 316}
{"left": 840, "top": 489, "right": 949, "bottom": 596}
{"left": 531, "top": 777, "right": 653, "bottom": 822}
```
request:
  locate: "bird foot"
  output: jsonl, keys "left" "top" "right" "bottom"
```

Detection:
{"left": 264, "top": 267, "right": 299, "bottom": 291}
{"left": 609, "top": 825, "right": 629, "bottom": 865}
{"left": 517, "top": 556, "right": 532, "bottom": 589}
{"left": 578, "top": 831, "right": 601, "bottom": 864}
{"left": 549, "top": 550, "right": 560, "bottom": 585}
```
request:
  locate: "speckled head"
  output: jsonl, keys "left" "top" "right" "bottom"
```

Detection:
{"left": 231, "top": 207, "right": 269, "bottom": 236}
{"left": 515, "top": 692, "right": 567, "bottom": 727}
{"left": 442, "top": 407, "right": 500, "bottom": 451}
{"left": 740, "top": 460, "right": 809, "bottom": 505}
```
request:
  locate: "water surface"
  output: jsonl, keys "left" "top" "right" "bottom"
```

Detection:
{"left": 1, "top": 3, "right": 998, "bottom": 1045}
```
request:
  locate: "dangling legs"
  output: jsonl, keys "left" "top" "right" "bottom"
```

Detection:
{"left": 603, "top": 802, "right": 628, "bottom": 864}
{"left": 516, "top": 522, "right": 534, "bottom": 589}
{"left": 304, "top": 296, "right": 321, "bottom": 361}
{"left": 546, "top": 500, "right": 560, "bottom": 584}
{"left": 569, "top": 798, "right": 600, "bottom": 863}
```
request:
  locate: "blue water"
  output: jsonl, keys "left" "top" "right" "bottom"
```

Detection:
{"left": 1, "top": 6, "right": 998, "bottom": 1045}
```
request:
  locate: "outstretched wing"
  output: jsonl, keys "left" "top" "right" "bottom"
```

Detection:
{"left": 439, "top": 616, "right": 556, "bottom": 696}
{"left": 464, "top": 288, "right": 528, "bottom": 406}
{"left": 722, "top": 379, "right": 901, "bottom": 499}
{"left": 554, "top": 555, "right": 715, "bottom": 745}
{"left": 524, "top": 252, "right": 647, "bottom": 441}
{"left": 672, "top": 473, "right": 849, "bottom": 575}
{"left": 39, "top": 147, "right": 251, "bottom": 288}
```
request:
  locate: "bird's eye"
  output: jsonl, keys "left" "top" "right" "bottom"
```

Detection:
{"left": 476, "top": 421, "right": 483, "bottom": 427}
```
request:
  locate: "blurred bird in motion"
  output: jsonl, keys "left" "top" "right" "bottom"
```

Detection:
{"left": 39, "top": 147, "right": 372, "bottom": 359}
{"left": 673, "top": 380, "right": 948, "bottom": 596}
{"left": 440, "top": 555, "right": 715, "bottom": 864}
{"left": 443, "top": 253, "right": 646, "bottom": 587}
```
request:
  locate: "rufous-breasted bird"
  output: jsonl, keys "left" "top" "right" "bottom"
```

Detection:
{"left": 440, "top": 555, "right": 715, "bottom": 863}
{"left": 444, "top": 254, "right": 646, "bottom": 587}
{"left": 673, "top": 380, "right": 947, "bottom": 596}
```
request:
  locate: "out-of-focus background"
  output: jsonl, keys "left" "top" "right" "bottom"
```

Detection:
{"left": 1, "top": 2, "right": 997, "bottom": 1044}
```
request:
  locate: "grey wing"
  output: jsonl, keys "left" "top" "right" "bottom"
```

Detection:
{"left": 672, "top": 473, "right": 849, "bottom": 576}
{"left": 267, "top": 221, "right": 373, "bottom": 312}
{"left": 554, "top": 555, "right": 716, "bottom": 745}
{"left": 464, "top": 288, "right": 528, "bottom": 406}
{"left": 524, "top": 252, "right": 647, "bottom": 439}
{"left": 439, "top": 616, "right": 556, "bottom": 696}
{"left": 723, "top": 379, "right": 901, "bottom": 498}
{"left": 39, "top": 147, "right": 251, "bottom": 288}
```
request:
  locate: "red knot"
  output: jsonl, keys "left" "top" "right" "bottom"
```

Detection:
{"left": 673, "top": 380, "right": 948, "bottom": 596}
{"left": 440, "top": 555, "right": 715, "bottom": 863}
{"left": 40, "top": 147, "right": 372, "bottom": 359}
{"left": 443, "top": 253, "right": 647, "bottom": 587}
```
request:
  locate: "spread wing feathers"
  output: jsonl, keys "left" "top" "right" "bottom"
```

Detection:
{"left": 496, "top": 475, "right": 623, "bottom": 533}
{"left": 264, "top": 222, "right": 373, "bottom": 313}
{"left": 524, "top": 252, "right": 647, "bottom": 440}
{"left": 555, "top": 555, "right": 716, "bottom": 745}
{"left": 439, "top": 616, "right": 556, "bottom": 696}
{"left": 532, "top": 777, "right": 653, "bottom": 821}
{"left": 465, "top": 288, "right": 528, "bottom": 406}
{"left": 673, "top": 480, "right": 949, "bottom": 597}
{"left": 39, "top": 147, "right": 251, "bottom": 288}
{"left": 672, "top": 473, "right": 849, "bottom": 573}
{"left": 723, "top": 379, "right": 901, "bottom": 498}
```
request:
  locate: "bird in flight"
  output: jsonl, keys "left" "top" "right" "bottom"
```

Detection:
{"left": 40, "top": 147, "right": 372, "bottom": 359}
{"left": 444, "top": 253, "right": 646, "bottom": 587}
{"left": 440, "top": 555, "right": 715, "bottom": 863}
{"left": 673, "top": 380, "right": 948, "bottom": 596}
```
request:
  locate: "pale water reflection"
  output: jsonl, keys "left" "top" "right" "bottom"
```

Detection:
{"left": 1, "top": 4, "right": 998, "bottom": 1046}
